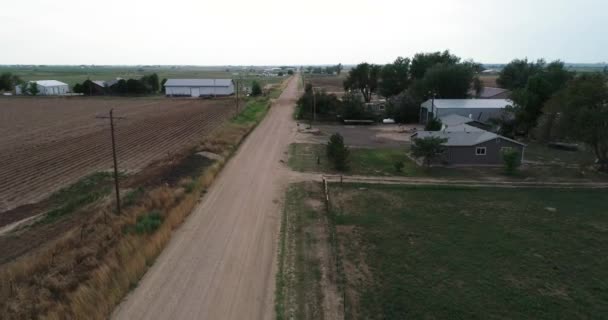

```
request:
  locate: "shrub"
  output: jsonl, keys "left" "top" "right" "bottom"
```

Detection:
{"left": 134, "top": 211, "right": 163, "bottom": 234}
{"left": 502, "top": 149, "right": 521, "bottom": 175}
{"left": 326, "top": 133, "right": 350, "bottom": 171}
{"left": 251, "top": 81, "right": 262, "bottom": 96}
{"left": 424, "top": 117, "right": 443, "bottom": 131}
{"left": 394, "top": 161, "right": 404, "bottom": 172}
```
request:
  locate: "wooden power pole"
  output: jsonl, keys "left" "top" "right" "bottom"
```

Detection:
{"left": 96, "top": 109, "right": 125, "bottom": 214}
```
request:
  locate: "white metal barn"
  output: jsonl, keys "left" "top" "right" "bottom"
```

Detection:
{"left": 164, "top": 79, "right": 235, "bottom": 97}
{"left": 420, "top": 99, "right": 512, "bottom": 124}
{"left": 15, "top": 80, "right": 70, "bottom": 96}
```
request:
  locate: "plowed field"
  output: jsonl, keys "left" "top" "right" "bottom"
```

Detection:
{"left": 0, "top": 97, "right": 235, "bottom": 212}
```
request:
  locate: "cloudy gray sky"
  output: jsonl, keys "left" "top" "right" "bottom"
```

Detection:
{"left": 1, "top": 0, "right": 606, "bottom": 65}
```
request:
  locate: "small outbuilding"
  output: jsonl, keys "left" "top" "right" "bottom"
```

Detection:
{"left": 420, "top": 99, "right": 511, "bottom": 124}
{"left": 164, "top": 79, "right": 235, "bottom": 97}
{"left": 16, "top": 80, "right": 69, "bottom": 96}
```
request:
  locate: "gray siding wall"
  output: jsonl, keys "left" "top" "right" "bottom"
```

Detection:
{"left": 165, "top": 84, "right": 235, "bottom": 97}
{"left": 444, "top": 138, "right": 524, "bottom": 165}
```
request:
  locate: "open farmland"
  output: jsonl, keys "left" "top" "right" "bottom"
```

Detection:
{"left": 304, "top": 75, "right": 346, "bottom": 97}
{"left": 0, "top": 96, "right": 235, "bottom": 214}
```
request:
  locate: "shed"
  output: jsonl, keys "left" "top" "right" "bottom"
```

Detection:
{"left": 411, "top": 124, "right": 526, "bottom": 166}
{"left": 164, "top": 79, "right": 235, "bottom": 97}
{"left": 16, "top": 80, "right": 69, "bottom": 96}
{"left": 420, "top": 99, "right": 511, "bottom": 124}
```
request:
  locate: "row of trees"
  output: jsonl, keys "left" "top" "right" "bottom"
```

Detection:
{"left": 344, "top": 50, "right": 481, "bottom": 103}
{"left": 296, "top": 83, "right": 375, "bottom": 121}
{"left": 73, "top": 74, "right": 162, "bottom": 95}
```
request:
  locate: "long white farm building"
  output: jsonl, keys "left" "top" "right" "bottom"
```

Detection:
{"left": 164, "top": 79, "right": 235, "bottom": 97}
{"left": 16, "top": 80, "right": 69, "bottom": 96}
{"left": 420, "top": 99, "right": 512, "bottom": 123}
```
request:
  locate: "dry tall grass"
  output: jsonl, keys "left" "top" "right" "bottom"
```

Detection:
{"left": 0, "top": 98, "right": 271, "bottom": 319}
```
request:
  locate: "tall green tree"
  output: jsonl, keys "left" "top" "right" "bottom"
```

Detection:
{"left": 336, "top": 63, "right": 343, "bottom": 75}
{"left": 417, "top": 63, "right": 475, "bottom": 99}
{"left": 379, "top": 57, "right": 410, "bottom": 97}
{"left": 327, "top": 133, "right": 350, "bottom": 171}
{"left": 497, "top": 58, "right": 545, "bottom": 90}
{"left": 29, "top": 82, "right": 39, "bottom": 96}
{"left": 343, "top": 63, "right": 381, "bottom": 102}
{"left": 385, "top": 90, "right": 419, "bottom": 123}
{"left": 410, "top": 50, "right": 460, "bottom": 80}
{"left": 251, "top": 81, "right": 262, "bottom": 96}
{"left": 545, "top": 73, "right": 608, "bottom": 171}
{"left": 0, "top": 72, "right": 22, "bottom": 91}
{"left": 339, "top": 92, "right": 370, "bottom": 120}
{"left": 411, "top": 136, "right": 448, "bottom": 167}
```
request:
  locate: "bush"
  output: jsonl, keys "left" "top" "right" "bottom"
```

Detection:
{"left": 394, "top": 161, "right": 404, "bottom": 172}
{"left": 326, "top": 133, "right": 350, "bottom": 171}
{"left": 502, "top": 149, "right": 521, "bottom": 175}
{"left": 425, "top": 117, "right": 443, "bottom": 131}
{"left": 134, "top": 211, "right": 163, "bottom": 234}
{"left": 251, "top": 81, "right": 262, "bottom": 96}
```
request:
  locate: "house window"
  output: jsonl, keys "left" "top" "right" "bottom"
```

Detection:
{"left": 476, "top": 147, "right": 486, "bottom": 156}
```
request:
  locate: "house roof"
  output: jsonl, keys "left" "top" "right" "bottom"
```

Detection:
{"left": 92, "top": 80, "right": 106, "bottom": 87}
{"left": 31, "top": 80, "right": 68, "bottom": 87}
{"left": 412, "top": 124, "right": 526, "bottom": 147}
{"left": 439, "top": 114, "right": 474, "bottom": 127}
{"left": 164, "top": 79, "right": 233, "bottom": 87}
{"left": 422, "top": 99, "right": 512, "bottom": 110}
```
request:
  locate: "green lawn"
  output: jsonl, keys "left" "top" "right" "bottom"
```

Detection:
{"left": 328, "top": 184, "right": 608, "bottom": 319}
{"left": 288, "top": 143, "right": 608, "bottom": 181}
{"left": 524, "top": 142, "right": 597, "bottom": 166}
{"left": 231, "top": 97, "right": 271, "bottom": 125}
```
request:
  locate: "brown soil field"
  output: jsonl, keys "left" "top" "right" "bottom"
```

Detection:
{"left": 305, "top": 75, "right": 346, "bottom": 96}
{"left": 0, "top": 97, "right": 235, "bottom": 215}
{"left": 480, "top": 75, "right": 499, "bottom": 87}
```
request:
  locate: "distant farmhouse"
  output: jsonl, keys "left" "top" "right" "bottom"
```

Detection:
{"left": 16, "top": 80, "right": 69, "bottom": 96}
{"left": 164, "top": 79, "right": 234, "bottom": 97}
{"left": 419, "top": 99, "right": 511, "bottom": 124}
{"left": 412, "top": 114, "right": 526, "bottom": 166}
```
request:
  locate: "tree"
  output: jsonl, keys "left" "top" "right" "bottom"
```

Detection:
{"left": 161, "top": 78, "right": 167, "bottom": 92}
{"left": 73, "top": 83, "right": 84, "bottom": 94}
{"left": 339, "top": 92, "right": 370, "bottom": 120}
{"left": 343, "top": 62, "right": 381, "bottom": 102}
{"left": 0, "top": 72, "right": 22, "bottom": 91}
{"left": 410, "top": 50, "right": 460, "bottom": 80}
{"left": 336, "top": 63, "right": 343, "bottom": 75}
{"left": 278, "top": 72, "right": 284, "bottom": 76}
{"left": 29, "top": 82, "right": 39, "bottom": 96}
{"left": 379, "top": 56, "right": 410, "bottom": 97}
{"left": 417, "top": 63, "right": 475, "bottom": 99}
{"left": 287, "top": 70, "right": 294, "bottom": 75}
{"left": 546, "top": 73, "right": 608, "bottom": 171}
{"left": 19, "top": 82, "right": 29, "bottom": 95}
{"left": 327, "top": 133, "right": 350, "bottom": 171}
{"left": 251, "top": 81, "right": 262, "bottom": 96}
{"left": 509, "top": 61, "right": 573, "bottom": 135}
{"left": 502, "top": 149, "right": 521, "bottom": 175}
{"left": 385, "top": 90, "right": 419, "bottom": 123}
{"left": 424, "top": 116, "right": 443, "bottom": 131}
{"left": 411, "top": 136, "right": 448, "bottom": 167}
{"left": 497, "top": 58, "right": 545, "bottom": 90}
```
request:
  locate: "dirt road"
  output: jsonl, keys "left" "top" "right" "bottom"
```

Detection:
{"left": 112, "top": 76, "right": 300, "bottom": 319}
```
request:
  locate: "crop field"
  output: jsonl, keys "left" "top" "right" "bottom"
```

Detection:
{"left": 279, "top": 183, "right": 608, "bottom": 319}
{"left": 304, "top": 75, "right": 346, "bottom": 95}
{"left": 0, "top": 96, "right": 235, "bottom": 214}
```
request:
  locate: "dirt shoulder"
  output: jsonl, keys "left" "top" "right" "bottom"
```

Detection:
{"left": 112, "top": 76, "right": 300, "bottom": 319}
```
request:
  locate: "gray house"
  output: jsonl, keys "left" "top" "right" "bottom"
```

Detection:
{"left": 420, "top": 99, "right": 511, "bottom": 124}
{"left": 411, "top": 120, "right": 526, "bottom": 166}
{"left": 164, "top": 79, "right": 235, "bottom": 97}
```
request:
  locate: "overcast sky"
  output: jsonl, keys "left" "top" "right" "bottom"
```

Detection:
{"left": 1, "top": 0, "right": 606, "bottom": 65}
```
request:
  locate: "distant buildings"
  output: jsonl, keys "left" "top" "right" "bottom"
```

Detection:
{"left": 15, "top": 80, "right": 69, "bottom": 96}
{"left": 164, "top": 79, "right": 235, "bottom": 97}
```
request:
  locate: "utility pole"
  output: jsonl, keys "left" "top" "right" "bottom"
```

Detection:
{"left": 235, "top": 79, "right": 239, "bottom": 115}
{"left": 96, "top": 109, "right": 125, "bottom": 214}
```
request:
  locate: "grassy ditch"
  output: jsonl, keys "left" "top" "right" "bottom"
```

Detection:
{"left": 0, "top": 95, "right": 275, "bottom": 319}
{"left": 328, "top": 184, "right": 608, "bottom": 319}
{"left": 275, "top": 182, "right": 326, "bottom": 320}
